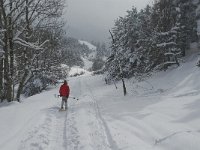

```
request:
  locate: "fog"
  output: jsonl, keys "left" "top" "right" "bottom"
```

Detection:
{"left": 64, "top": 0, "right": 153, "bottom": 43}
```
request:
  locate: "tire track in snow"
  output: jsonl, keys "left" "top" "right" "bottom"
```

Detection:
{"left": 45, "top": 104, "right": 80, "bottom": 150}
{"left": 65, "top": 106, "right": 80, "bottom": 150}
{"left": 48, "top": 107, "right": 68, "bottom": 150}
{"left": 56, "top": 77, "right": 82, "bottom": 150}
{"left": 84, "top": 82, "right": 120, "bottom": 150}
{"left": 17, "top": 77, "right": 82, "bottom": 150}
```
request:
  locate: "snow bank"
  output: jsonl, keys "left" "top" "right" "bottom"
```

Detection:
{"left": 79, "top": 40, "right": 96, "bottom": 51}
{"left": 69, "top": 66, "right": 91, "bottom": 77}
{"left": 82, "top": 57, "right": 93, "bottom": 70}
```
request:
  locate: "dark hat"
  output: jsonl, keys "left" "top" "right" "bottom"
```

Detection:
{"left": 64, "top": 80, "right": 67, "bottom": 84}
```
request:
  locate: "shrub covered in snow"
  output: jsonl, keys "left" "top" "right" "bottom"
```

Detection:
{"left": 23, "top": 75, "right": 52, "bottom": 97}
{"left": 70, "top": 71, "right": 85, "bottom": 77}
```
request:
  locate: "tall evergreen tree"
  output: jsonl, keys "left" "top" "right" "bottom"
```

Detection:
{"left": 106, "top": 0, "right": 198, "bottom": 81}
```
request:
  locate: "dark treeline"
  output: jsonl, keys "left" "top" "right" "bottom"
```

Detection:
{"left": 106, "top": 0, "right": 199, "bottom": 81}
{"left": 61, "top": 37, "right": 92, "bottom": 68}
{"left": 91, "top": 42, "right": 109, "bottom": 71}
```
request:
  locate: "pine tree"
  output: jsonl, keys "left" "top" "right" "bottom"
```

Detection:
{"left": 150, "top": 0, "right": 181, "bottom": 70}
{"left": 106, "top": 0, "right": 199, "bottom": 82}
{"left": 175, "top": 0, "right": 197, "bottom": 56}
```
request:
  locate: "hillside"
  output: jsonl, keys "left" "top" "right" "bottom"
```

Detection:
{"left": 78, "top": 40, "right": 97, "bottom": 70}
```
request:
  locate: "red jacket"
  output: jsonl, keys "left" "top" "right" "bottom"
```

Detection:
{"left": 59, "top": 83, "right": 70, "bottom": 97}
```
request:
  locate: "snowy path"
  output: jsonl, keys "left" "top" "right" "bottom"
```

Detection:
{"left": 68, "top": 77, "right": 118, "bottom": 150}
{"left": 13, "top": 97, "right": 78, "bottom": 150}
{"left": 2, "top": 57, "right": 200, "bottom": 150}
{"left": 0, "top": 75, "right": 118, "bottom": 150}
{"left": 84, "top": 81, "right": 119, "bottom": 150}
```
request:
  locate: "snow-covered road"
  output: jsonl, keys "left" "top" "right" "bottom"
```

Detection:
{"left": 0, "top": 75, "right": 121, "bottom": 150}
{"left": 71, "top": 77, "right": 119, "bottom": 150}
{"left": 1, "top": 56, "right": 200, "bottom": 150}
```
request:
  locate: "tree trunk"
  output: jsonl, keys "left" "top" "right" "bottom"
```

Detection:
{"left": 0, "top": 1, "right": 3, "bottom": 102}
{"left": 16, "top": 0, "right": 31, "bottom": 102}
{"left": 16, "top": 70, "right": 29, "bottom": 102}
{"left": 119, "top": 63, "right": 127, "bottom": 96}
{"left": 109, "top": 30, "right": 127, "bottom": 96}
{"left": 0, "top": 58, "right": 3, "bottom": 102}
{"left": 122, "top": 78, "right": 127, "bottom": 96}
{"left": 8, "top": 0, "right": 14, "bottom": 100}
{"left": 4, "top": 31, "right": 12, "bottom": 102}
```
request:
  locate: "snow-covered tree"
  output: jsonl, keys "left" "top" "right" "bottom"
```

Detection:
{"left": 152, "top": 0, "right": 181, "bottom": 70}
{"left": 175, "top": 0, "right": 197, "bottom": 56}
{"left": 0, "top": 0, "right": 66, "bottom": 102}
{"left": 60, "top": 37, "right": 91, "bottom": 68}
{"left": 107, "top": 7, "right": 140, "bottom": 80}
{"left": 106, "top": 0, "right": 198, "bottom": 81}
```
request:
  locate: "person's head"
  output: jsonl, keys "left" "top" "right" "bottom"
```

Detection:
{"left": 64, "top": 80, "right": 67, "bottom": 85}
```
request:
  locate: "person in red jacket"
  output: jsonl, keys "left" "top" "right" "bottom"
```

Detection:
{"left": 59, "top": 80, "right": 70, "bottom": 110}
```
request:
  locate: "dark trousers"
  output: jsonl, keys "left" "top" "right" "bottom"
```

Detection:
{"left": 61, "top": 96, "right": 68, "bottom": 109}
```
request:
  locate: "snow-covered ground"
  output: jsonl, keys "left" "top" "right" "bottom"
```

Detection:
{"left": 81, "top": 57, "right": 93, "bottom": 70}
{"left": 78, "top": 40, "right": 96, "bottom": 51}
{"left": 1, "top": 55, "right": 200, "bottom": 150}
{"left": 68, "top": 66, "right": 90, "bottom": 77}
{"left": 78, "top": 40, "right": 97, "bottom": 71}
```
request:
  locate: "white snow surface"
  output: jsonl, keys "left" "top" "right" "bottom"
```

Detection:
{"left": 82, "top": 57, "right": 93, "bottom": 70}
{"left": 79, "top": 40, "right": 97, "bottom": 60}
{"left": 1, "top": 55, "right": 200, "bottom": 150}
{"left": 79, "top": 40, "right": 96, "bottom": 51}
{"left": 69, "top": 66, "right": 91, "bottom": 76}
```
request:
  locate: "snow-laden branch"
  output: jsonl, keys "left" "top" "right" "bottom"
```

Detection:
{"left": 0, "top": 48, "right": 4, "bottom": 57}
{"left": 0, "top": 29, "right": 6, "bottom": 32}
{"left": 14, "top": 37, "right": 49, "bottom": 50}
{"left": 163, "top": 61, "right": 178, "bottom": 65}
{"left": 157, "top": 42, "right": 176, "bottom": 47}
{"left": 0, "top": 39, "right": 5, "bottom": 46}
{"left": 39, "top": 40, "right": 49, "bottom": 47}
{"left": 14, "top": 28, "right": 25, "bottom": 40}
{"left": 158, "top": 29, "right": 178, "bottom": 36}
{"left": 164, "top": 52, "right": 181, "bottom": 56}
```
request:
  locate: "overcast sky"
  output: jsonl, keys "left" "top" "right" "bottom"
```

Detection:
{"left": 64, "top": 0, "right": 153, "bottom": 43}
